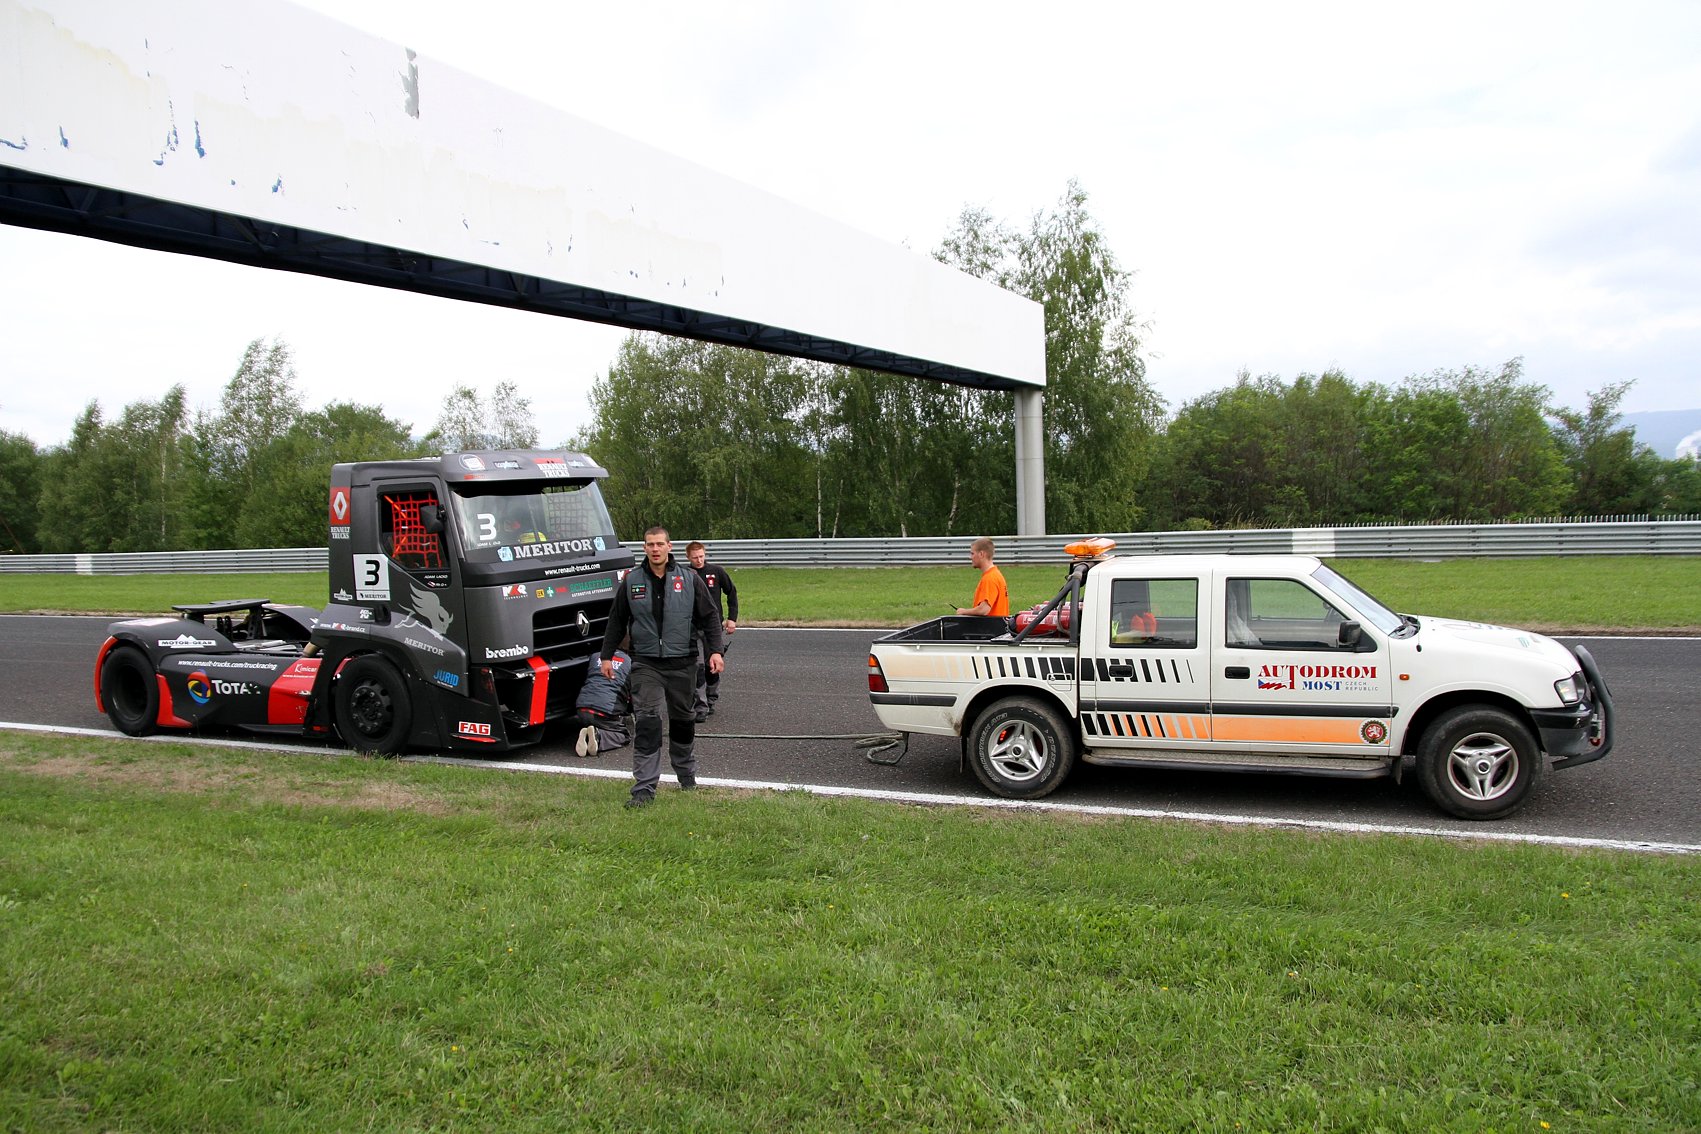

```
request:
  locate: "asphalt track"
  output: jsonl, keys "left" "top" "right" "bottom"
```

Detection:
{"left": 3, "top": 615, "right": 1697, "bottom": 851}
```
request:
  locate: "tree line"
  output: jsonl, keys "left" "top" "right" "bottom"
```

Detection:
{"left": 3, "top": 183, "right": 1696, "bottom": 555}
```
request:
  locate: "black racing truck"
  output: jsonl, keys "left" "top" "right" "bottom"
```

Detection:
{"left": 94, "top": 449, "right": 634, "bottom": 755}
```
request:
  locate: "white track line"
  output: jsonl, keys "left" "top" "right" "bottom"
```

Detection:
{"left": 6, "top": 721, "right": 1697, "bottom": 855}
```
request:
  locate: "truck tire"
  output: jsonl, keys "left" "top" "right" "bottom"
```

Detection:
{"left": 968, "top": 696, "right": 1076, "bottom": 799}
{"left": 100, "top": 646, "right": 159, "bottom": 737}
{"left": 335, "top": 655, "right": 413, "bottom": 756}
{"left": 1416, "top": 705, "right": 1541, "bottom": 820}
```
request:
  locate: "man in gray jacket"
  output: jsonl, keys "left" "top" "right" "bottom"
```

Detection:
{"left": 600, "top": 526, "right": 724, "bottom": 808}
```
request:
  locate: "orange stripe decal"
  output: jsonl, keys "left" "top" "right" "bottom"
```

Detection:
{"left": 1210, "top": 716, "right": 1371, "bottom": 745}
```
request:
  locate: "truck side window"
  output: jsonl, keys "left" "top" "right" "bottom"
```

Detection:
{"left": 1227, "top": 577, "right": 1352, "bottom": 650}
{"left": 1109, "top": 579, "right": 1196, "bottom": 648}
{"left": 382, "top": 491, "right": 447, "bottom": 570}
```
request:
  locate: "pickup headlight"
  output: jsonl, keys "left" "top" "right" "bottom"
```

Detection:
{"left": 1554, "top": 674, "right": 1582, "bottom": 705}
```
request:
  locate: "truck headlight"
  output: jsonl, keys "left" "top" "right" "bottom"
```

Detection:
{"left": 1554, "top": 675, "right": 1582, "bottom": 705}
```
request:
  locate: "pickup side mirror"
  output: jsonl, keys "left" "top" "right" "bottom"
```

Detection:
{"left": 1337, "top": 621, "right": 1362, "bottom": 648}
{"left": 419, "top": 504, "right": 445, "bottom": 534}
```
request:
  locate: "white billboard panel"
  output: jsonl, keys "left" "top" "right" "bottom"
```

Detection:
{"left": 0, "top": 0, "right": 1044, "bottom": 387}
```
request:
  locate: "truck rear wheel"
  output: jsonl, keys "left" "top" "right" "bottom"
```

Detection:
{"left": 968, "top": 696, "right": 1076, "bottom": 799}
{"left": 1416, "top": 705, "right": 1541, "bottom": 820}
{"left": 335, "top": 656, "right": 412, "bottom": 756}
{"left": 101, "top": 646, "right": 159, "bottom": 736}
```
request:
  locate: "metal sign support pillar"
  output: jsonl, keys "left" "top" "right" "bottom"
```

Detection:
{"left": 1014, "top": 387, "right": 1046, "bottom": 536}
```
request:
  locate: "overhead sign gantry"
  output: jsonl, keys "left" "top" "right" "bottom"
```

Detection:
{"left": 0, "top": 0, "right": 1049, "bottom": 533}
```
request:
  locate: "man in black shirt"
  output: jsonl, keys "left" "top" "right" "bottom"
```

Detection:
{"left": 600, "top": 527, "right": 723, "bottom": 807}
{"left": 685, "top": 540, "right": 738, "bottom": 721}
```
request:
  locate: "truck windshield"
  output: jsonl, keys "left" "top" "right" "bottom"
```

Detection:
{"left": 1310, "top": 564, "right": 1404, "bottom": 634}
{"left": 449, "top": 482, "right": 619, "bottom": 562}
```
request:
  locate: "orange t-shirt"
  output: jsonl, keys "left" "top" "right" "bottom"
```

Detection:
{"left": 973, "top": 565, "right": 1010, "bottom": 616}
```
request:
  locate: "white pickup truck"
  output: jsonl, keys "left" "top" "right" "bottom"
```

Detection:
{"left": 866, "top": 540, "right": 1612, "bottom": 819}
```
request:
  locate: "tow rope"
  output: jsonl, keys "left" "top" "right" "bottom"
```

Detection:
{"left": 692, "top": 728, "right": 908, "bottom": 765}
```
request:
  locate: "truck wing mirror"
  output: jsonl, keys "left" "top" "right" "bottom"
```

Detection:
{"left": 418, "top": 504, "right": 445, "bottom": 534}
{"left": 1338, "top": 621, "right": 1362, "bottom": 648}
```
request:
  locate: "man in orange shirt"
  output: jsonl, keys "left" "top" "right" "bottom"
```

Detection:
{"left": 956, "top": 537, "right": 1010, "bottom": 617}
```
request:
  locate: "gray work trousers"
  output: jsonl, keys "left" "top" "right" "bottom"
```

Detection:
{"left": 694, "top": 635, "right": 729, "bottom": 714}
{"left": 629, "top": 657, "right": 697, "bottom": 798}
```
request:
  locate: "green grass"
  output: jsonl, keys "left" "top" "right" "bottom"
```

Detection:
{"left": 4, "top": 556, "right": 1697, "bottom": 632}
{"left": 1, "top": 732, "right": 1697, "bottom": 1132}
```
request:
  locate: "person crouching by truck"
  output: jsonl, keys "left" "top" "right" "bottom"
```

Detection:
{"left": 600, "top": 526, "right": 724, "bottom": 808}
{"left": 956, "top": 537, "right": 1010, "bottom": 617}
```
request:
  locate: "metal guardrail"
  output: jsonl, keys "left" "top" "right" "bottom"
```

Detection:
{"left": 1, "top": 522, "right": 1697, "bottom": 575}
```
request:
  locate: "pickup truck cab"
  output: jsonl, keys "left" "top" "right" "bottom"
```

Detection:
{"left": 866, "top": 541, "right": 1612, "bottom": 819}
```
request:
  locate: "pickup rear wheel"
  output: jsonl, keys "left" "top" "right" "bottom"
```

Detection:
{"left": 968, "top": 696, "right": 1076, "bottom": 799}
{"left": 1416, "top": 705, "right": 1541, "bottom": 820}
{"left": 101, "top": 646, "right": 160, "bottom": 736}
{"left": 335, "top": 655, "right": 412, "bottom": 756}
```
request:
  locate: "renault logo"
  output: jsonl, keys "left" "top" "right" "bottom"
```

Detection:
{"left": 575, "top": 610, "right": 591, "bottom": 638}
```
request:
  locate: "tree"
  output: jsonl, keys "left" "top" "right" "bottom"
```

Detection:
{"left": 429, "top": 381, "right": 539, "bottom": 451}
{"left": 184, "top": 338, "right": 306, "bottom": 547}
{"left": 1004, "top": 182, "right": 1162, "bottom": 532}
{"left": 1412, "top": 360, "right": 1570, "bottom": 519}
{"left": 234, "top": 401, "right": 424, "bottom": 548}
{"left": 0, "top": 430, "right": 43, "bottom": 554}
{"left": 1550, "top": 381, "right": 1658, "bottom": 515}
{"left": 581, "top": 335, "right": 819, "bottom": 538}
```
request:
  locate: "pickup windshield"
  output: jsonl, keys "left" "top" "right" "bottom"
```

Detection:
{"left": 450, "top": 482, "right": 619, "bottom": 562}
{"left": 1310, "top": 564, "right": 1405, "bottom": 635}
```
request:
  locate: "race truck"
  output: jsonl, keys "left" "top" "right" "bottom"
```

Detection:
{"left": 94, "top": 449, "right": 634, "bottom": 755}
{"left": 866, "top": 539, "right": 1613, "bottom": 819}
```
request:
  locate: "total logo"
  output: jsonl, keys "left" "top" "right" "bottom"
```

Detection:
{"left": 186, "top": 670, "right": 260, "bottom": 702}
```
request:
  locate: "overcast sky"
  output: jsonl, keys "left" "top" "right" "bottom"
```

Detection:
{"left": 4, "top": 0, "right": 1699, "bottom": 450}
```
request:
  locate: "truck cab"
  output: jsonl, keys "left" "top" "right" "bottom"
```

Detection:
{"left": 868, "top": 543, "right": 1612, "bottom": 819}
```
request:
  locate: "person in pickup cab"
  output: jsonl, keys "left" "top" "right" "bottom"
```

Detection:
{"left": 956, "top": 537, "right": 1010, "bottom": 617}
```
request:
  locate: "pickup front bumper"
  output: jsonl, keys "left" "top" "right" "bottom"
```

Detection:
{"left": 1535, "top": 644, "right": 1614, "bottom": 769}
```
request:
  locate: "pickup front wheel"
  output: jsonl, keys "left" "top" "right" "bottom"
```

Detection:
{"left": 1416, "top": 705, "right": 1541, "bottom": 820}
{"left": 968, "top": 696, "right": 1076, "bottom": 799}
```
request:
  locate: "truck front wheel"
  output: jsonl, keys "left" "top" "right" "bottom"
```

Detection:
{"left": 101, "top": 646, "right": 159, "bottom": 736}
{"left": 968, "top": 696, "right": 1076, "bottom": 799}
{"left": 1416, "top": 705, "right": 1541, "bottom": 820}
{"left": 335, "top": 656, "right": 413, "bottom": 756}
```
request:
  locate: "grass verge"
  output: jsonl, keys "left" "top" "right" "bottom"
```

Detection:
{"left": 2, "top": 732, "right": 1697, "bottom": 1132}
{"left": 3, "top": 556, "right": 1697, "bottom": 633}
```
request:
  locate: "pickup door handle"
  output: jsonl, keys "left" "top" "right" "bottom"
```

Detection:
{"left": 1105, "top": 662, "right": 1134, "bottom": 678}
{"left": 1224, "top": 666, "right": 1250, "bottom": 679}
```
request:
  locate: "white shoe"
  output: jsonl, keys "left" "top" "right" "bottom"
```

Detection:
{"left": 575, "top": 725, "right": 598, "bottom": 758}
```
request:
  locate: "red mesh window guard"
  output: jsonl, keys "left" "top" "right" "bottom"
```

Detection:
{"left": 385, "top": 493, "right": 445, "bottom": 569}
